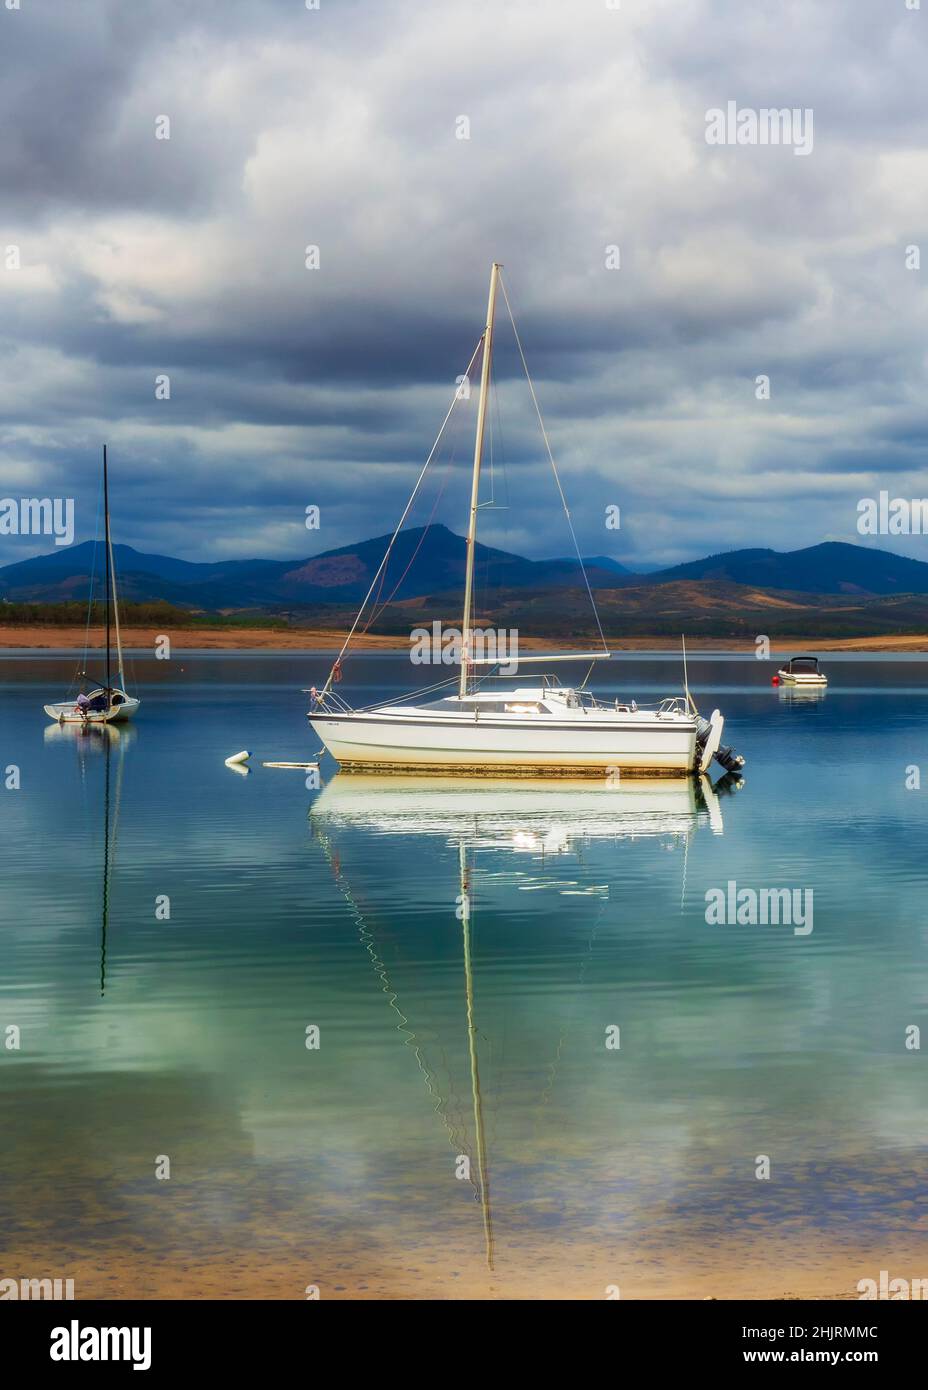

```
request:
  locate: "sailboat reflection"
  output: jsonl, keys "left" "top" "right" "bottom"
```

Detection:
{"left": 44, "top": 717, "right": 136, "bottom": 750}
{"left": 310, "top": 773, "right": 741, "bottom": 1270}
{"left": 310, "top": 773, "right": 735, "bottom": 842}
{"left": 44, "top": 720, "right": 129, "bottom": 993}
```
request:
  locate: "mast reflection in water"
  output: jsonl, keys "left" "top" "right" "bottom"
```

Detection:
{"left": 310, "top": 773, "right": 737, "bottom": 1274}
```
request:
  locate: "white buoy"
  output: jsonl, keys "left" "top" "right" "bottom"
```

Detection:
{"left": 225, "top": 750, "right": 251, "bottom": 767}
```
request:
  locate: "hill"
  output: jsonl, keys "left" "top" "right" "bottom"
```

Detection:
{"left": 646, "top": 541, "right": 928, "bottom": 596}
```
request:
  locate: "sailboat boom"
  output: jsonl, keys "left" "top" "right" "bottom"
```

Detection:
{"left": 468, "top": 651, "right": 612, "bottom": 666}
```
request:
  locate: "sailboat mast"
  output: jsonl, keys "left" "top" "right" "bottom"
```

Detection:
{"left": 106, "top": 458, "right": 125, "bottom": 691}
{"left": 459, "top": 262, "right": 500, "bottom": 700}
{"left": 103, "top": 444, "right": 111, "bottom": 694}
{"left": 460, "top": 840, "right": 494, "bottom": 1269}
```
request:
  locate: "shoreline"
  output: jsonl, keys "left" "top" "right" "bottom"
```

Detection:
{"left": 4, "top": 625, "right": 928, "bottom": 653}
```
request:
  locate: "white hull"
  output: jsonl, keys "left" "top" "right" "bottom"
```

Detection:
{"left": 777, "top": 671, "right": 827, "bottom": 686}
{"left": 310, "top": 708, "right": 697, "bottom": 775}
{"left": 44, "top": 695, "right": 140, "bottom": 724}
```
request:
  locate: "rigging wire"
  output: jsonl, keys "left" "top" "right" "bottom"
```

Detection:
{"left": 497, "top": 271, "right": 609, "bottom": 656}
{"left": 319, "top": 334, "right": 484, "bottom": 695}
{"left": 74, "top": 476, "right": 104, "bottom": 695}
{"left": 311, "top": 822, "right": 479, "bottom": 1181}
{"left": 364, "top": 440, "right": 457, "bottom": 630}
{"left": 317, "top": 269, "right": 608, "bottom": 701}
{"left": 474, "top": 365, "right": 510, "bottom": 631}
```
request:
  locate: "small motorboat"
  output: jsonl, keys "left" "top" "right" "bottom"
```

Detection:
{"left": 773, "top": 656, "right": 827, "bottom": 687}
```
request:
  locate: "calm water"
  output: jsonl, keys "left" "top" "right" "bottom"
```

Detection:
{"left": 2, "top": 652, "right": 927, "bottom": 1299}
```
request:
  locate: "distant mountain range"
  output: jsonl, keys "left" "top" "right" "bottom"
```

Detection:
{"left": 0, "top": 525, "right": 632, "bottom": 608}
{"left": 3, "top": 527, "right": 928, "bottom": 618}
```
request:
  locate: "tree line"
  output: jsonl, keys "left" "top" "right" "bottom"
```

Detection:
{"left": 0, "top": 600, "right": 288, "bottom": 628}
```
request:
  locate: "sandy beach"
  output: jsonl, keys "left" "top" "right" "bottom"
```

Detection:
{"left": 4, "top": 625, "right": 928, "bottom": 653}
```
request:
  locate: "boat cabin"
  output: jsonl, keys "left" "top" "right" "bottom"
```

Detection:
{"left": 425, "top": 688, "right": 561, "bottom": 715}
{"left": 780, "top": 657, "right": 821, "bottom": 675}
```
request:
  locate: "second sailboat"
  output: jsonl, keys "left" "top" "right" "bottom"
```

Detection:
{"left": 44, "top": 445, "right": 140, "bottom": 725}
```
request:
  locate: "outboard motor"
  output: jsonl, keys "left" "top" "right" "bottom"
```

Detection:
{"left": 695, "top": 712, "right": 745, "bottom": 775}
{"left": 714, "top": 743, "right": 745, "bottom": 774}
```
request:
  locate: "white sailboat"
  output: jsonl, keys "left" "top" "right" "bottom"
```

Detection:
{"left": 308, "top": 264, "right": 742, "bottom": 778}
{"left": 44, "top": 445, "right": 140, "bottom": 725}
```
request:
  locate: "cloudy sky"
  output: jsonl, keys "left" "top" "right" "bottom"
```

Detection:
{"left": 2, "top": 0, "right": 927, "bottom": 569}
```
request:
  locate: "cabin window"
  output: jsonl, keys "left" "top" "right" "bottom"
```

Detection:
{"left": 425, "top": 696, "right": 552, "bottom": 715}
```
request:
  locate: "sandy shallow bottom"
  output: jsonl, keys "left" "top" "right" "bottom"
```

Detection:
{"left": 6, "top": 1232, "right": 927, "bottom": 1300}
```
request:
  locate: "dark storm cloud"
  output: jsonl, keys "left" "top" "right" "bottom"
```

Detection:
{"left": 1, "top": 0, "right": 927, "bottom": 567}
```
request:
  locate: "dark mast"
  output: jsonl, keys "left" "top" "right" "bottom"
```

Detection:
{"left": 103, "top": 444, "right": 111, "bottom": 695}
